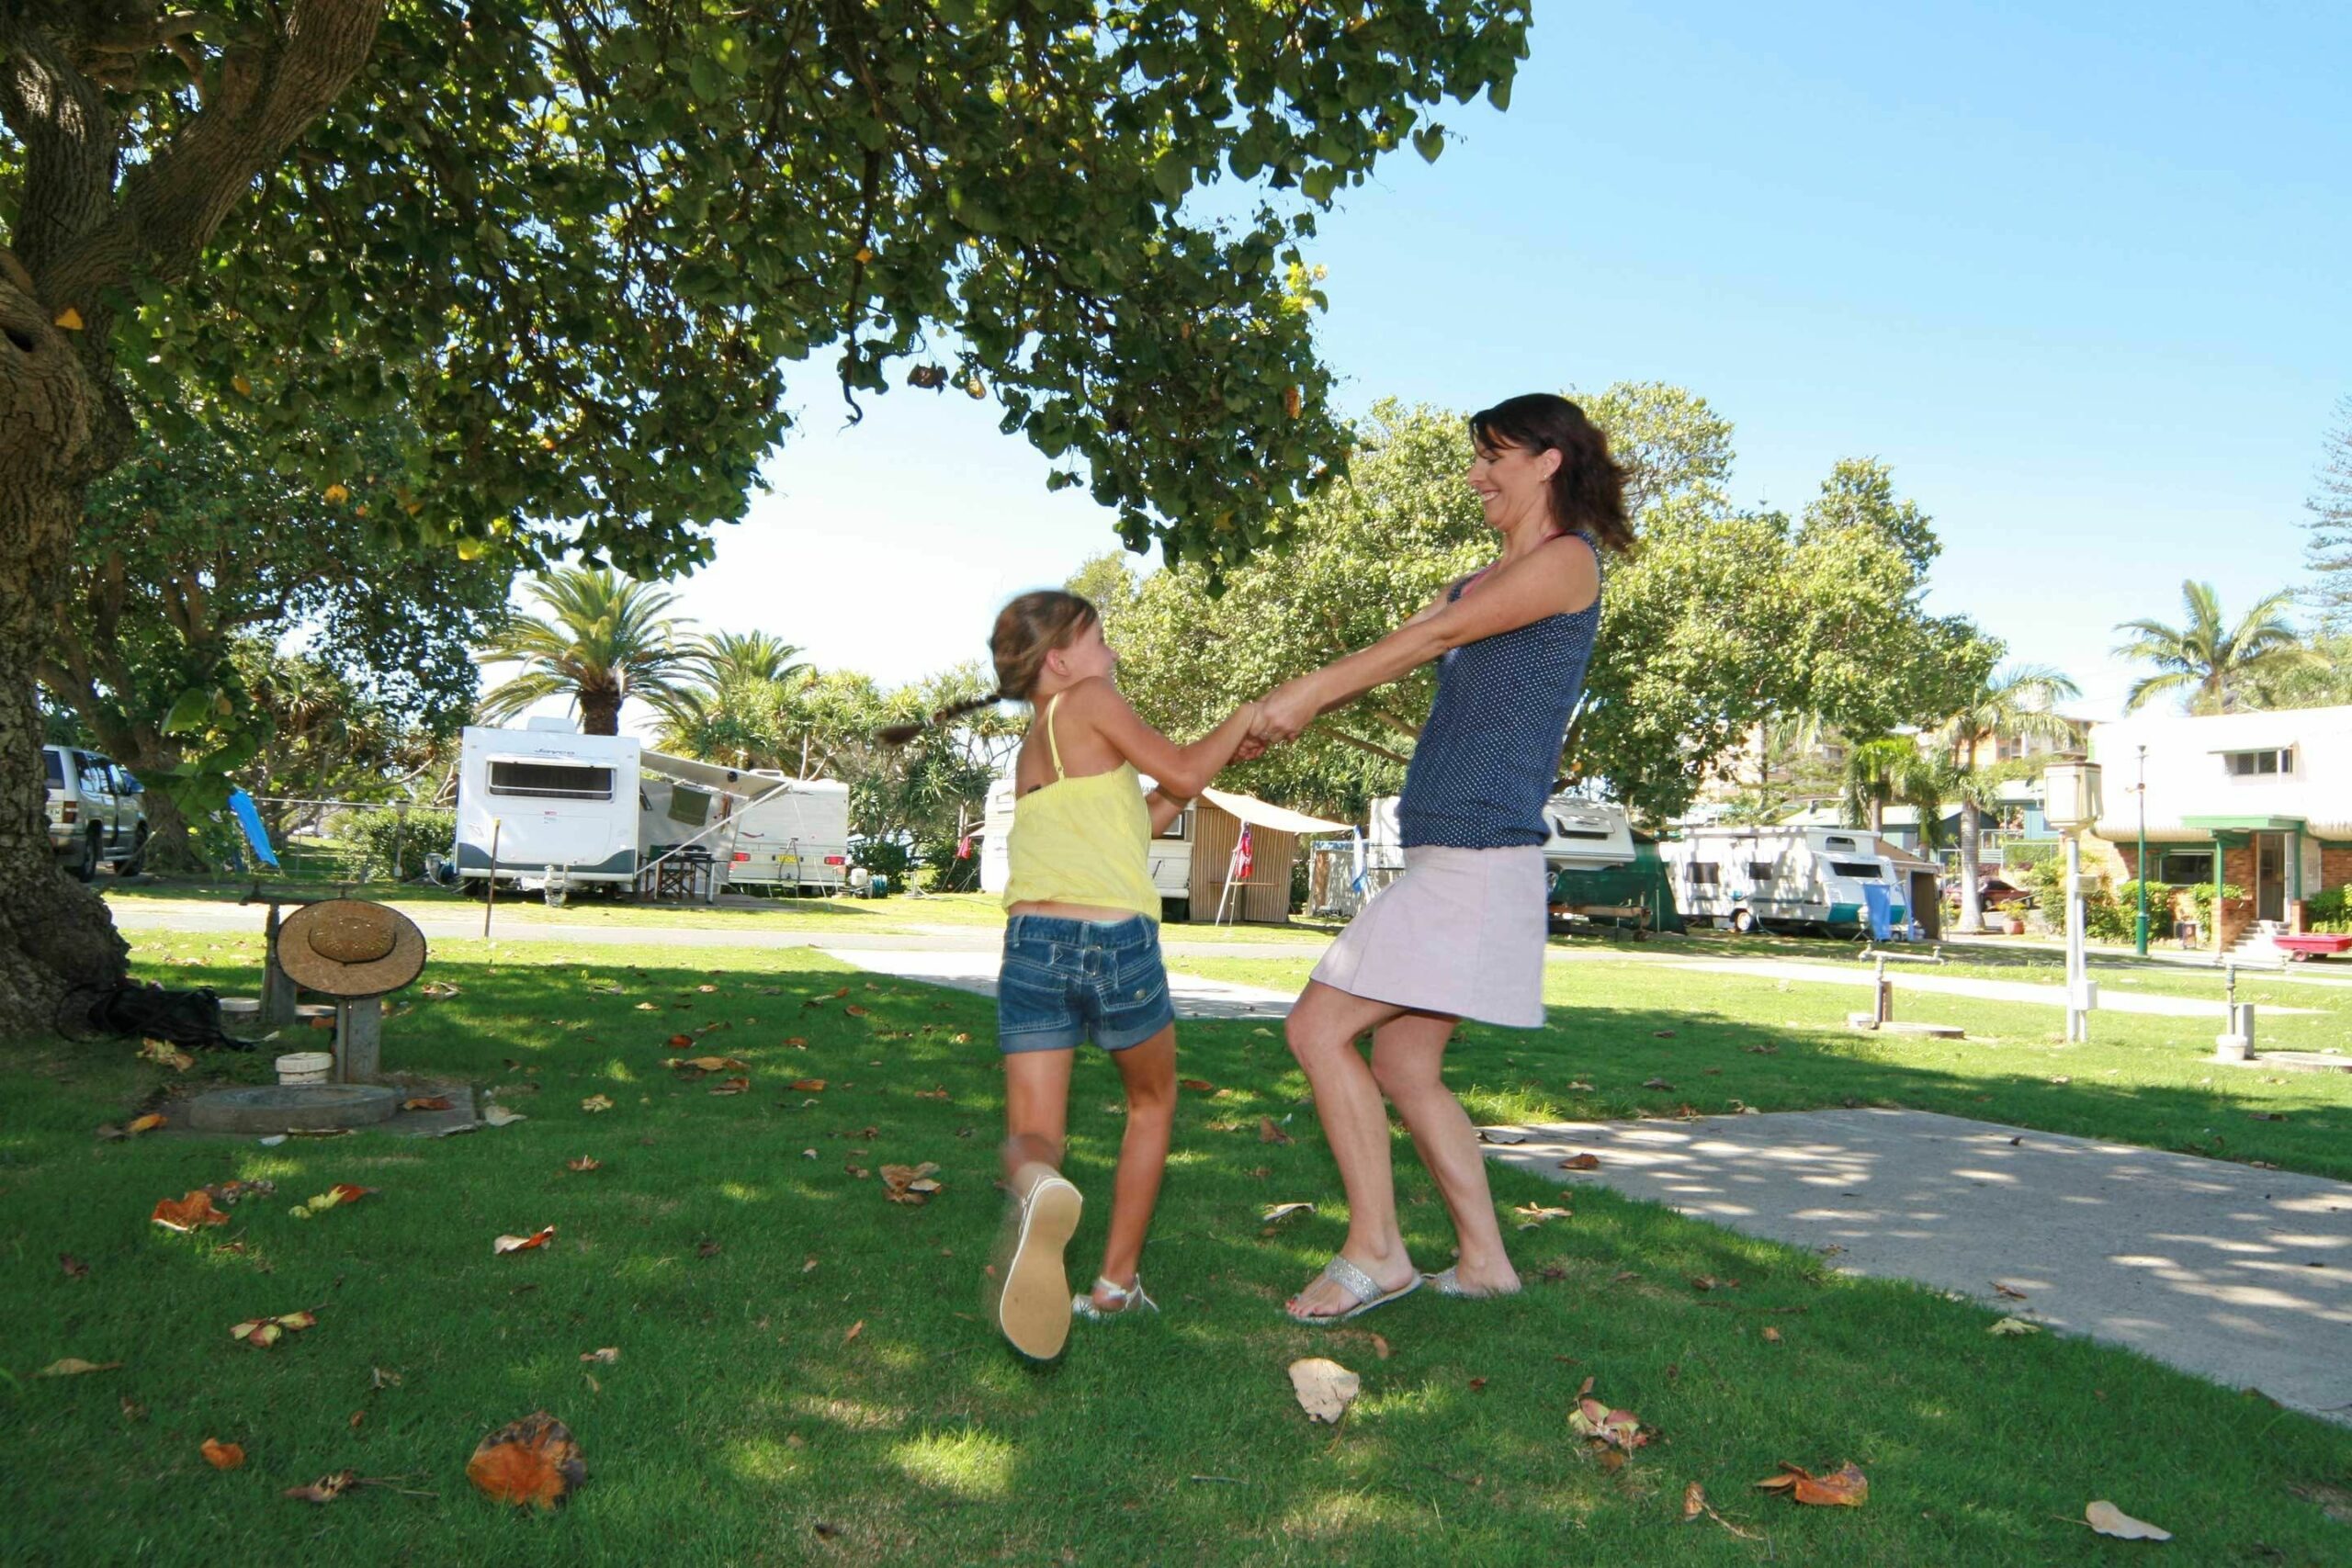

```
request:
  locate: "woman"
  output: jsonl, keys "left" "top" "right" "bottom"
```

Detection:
{"left": 1249, "top": 392, "right": 1633, "bottom": 1324}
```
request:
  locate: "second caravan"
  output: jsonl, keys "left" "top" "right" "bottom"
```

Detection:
{"left": 1660, "top": 826, "right": 1908, "bottom": 937}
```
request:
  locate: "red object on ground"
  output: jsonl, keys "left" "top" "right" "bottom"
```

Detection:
{"left": 2274, "top": 933, "right": 2352, "bottom": 961}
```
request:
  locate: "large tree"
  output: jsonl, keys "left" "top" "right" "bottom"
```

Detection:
{"left": 1102, "top": 393, "right": 1993, "bottom": 822}
{"left": 38, "top": 409, "right": 510, "bottom": 864}
{"left": 1935, "top": 662, "right": 2079, "bottom": 933}
{"left": 0, "top": 0, "right": 1525, "bottom": 1028}
{"left": 2113, "top": 581, "right": 2319, "bottom": 715}
{"left": 475, "top": 566, "right": 704, "bottom": 737}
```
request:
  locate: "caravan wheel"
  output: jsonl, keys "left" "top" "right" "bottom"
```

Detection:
{"left": 1730, "top": 908, "right": 1757, "bottom": 934}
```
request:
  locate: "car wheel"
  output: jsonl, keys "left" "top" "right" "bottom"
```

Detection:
{"left": 120, "top": 826, "right": 148, "bottom": 877}
{"left": 71, "top": 827, "right": 101, "bottom": 882}
{"left": 1730, "top": 908, "right": 1757, "bottom": 934}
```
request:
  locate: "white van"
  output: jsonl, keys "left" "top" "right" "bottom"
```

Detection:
{"left": 453, "top": 723, "right": 641, "bottom": 890}
{"left": 1660, "top": 826, "right": 1907, "bottom": 936}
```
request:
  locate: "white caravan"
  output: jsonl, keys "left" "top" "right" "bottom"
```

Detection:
{"left": 1660, "top": 826, "right": 1907, "bottom": 935}
{"left": 637, "top": 754, "right": 852, "bottom": 894}
{"left": 1366, "top": 794, "right": 1636, "bottom": 870}
{"left": 980, "top": 773, "right": 1193, "bottom": 910}
{"left": 454, "top": 722, "right": 642, "bottom": 889}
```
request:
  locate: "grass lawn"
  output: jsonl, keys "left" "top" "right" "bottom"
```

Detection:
{"left": 1181, "top": 954, "right": 2352, "bottom": 1182}
{"left": 5, "top": 930, "right": 2346, "bottom": 1564}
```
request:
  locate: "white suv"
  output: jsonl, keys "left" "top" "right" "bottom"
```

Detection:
{"left": 42, "top": 744, "right": 150, "bottom": 880}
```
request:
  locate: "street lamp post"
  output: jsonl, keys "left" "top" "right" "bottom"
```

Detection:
{"left": 2133, "top": 744, "right": 2150, "bottom": 956}
{"left": 2044, "top": 761, "right": 2104, "bottom": 1043}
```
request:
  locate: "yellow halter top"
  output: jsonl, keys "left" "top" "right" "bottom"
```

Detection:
{"left": 1001, "top": 692, "right": 1162, "bottom": 922}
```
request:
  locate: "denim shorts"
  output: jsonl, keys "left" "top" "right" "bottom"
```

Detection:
{"left": 997, "top": 914, "right": 1175, "bottom": 1054}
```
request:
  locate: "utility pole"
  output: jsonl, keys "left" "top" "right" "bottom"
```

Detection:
{"left": 2133, "top": 743, "right": 2150, "bottom": 955}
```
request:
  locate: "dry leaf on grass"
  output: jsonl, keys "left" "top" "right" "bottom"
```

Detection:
{"left": 292, "top": 1183, "right": 374, "bottom": 1219}
{"left": 1761, "top": 1326, "right": 1783, "bottom": 1344}
{"left": 1642, "top": 1077, "right": 1676, "bottom": 1091}
{"left": 1261, "top": 1201, "right": 1316, "bottom": 1224}
{"left": 421, "top": 982, "right": 461, "bottom": 999}
{"left": 666, "top": 1055, "right": 749, "bottom": 1074}
{"left": 789, "top": 1078, "right": 827, "bottom": 1092}
{"left": 709, "top": 1077, "right": 751, "bottom": 1096}
{"left": 1478, "top": 1126, "right": 1531, "bottom": 1145}
{"left": 1988, "top": 1316, "right": 2040, "bottom": 1337}
{"left": 231, "top": 1311, "right": 317, "bottom": 1348}
{"left": 125, "top": 1112, "right": 166, "bottom": 1136}
{"left": 481, "top": 1105, "right": 526, "bottom": 1128}
{"left": 1180, "top": 1078, "right": 1216, "bottom": 1092}
{"left": 1512, "top": 1204, "right": 1572, "bottom": 1229}
{"left": 1559, "top": 1153, "right": 1602, "bottom": 1172}
{"left": 402, "top": 1097, "right": 452, "bottom": 1112}
{"left": 493, "top": 1226, "right": 558, "bottom": 1255}
{"left": 152, "top": 1190, "right": 230, "bottom": 1232}
{"left": 284, "top": 1470, "right": 361, "bottom": 1504}
{"left": 35, "top": 1358, "right": 122, "bottom": 1377}
{"left": 202, "top": 1438, "right": 245, "bottom": 1471}
{"left": 138, "top": 1039, "right": 196, "bottom": 1072}
{"left": 1567, "top": 1388, "right": 1651, "bottom": 1454}
{"left": 1756, "top": 1461, "right": 1868, "bottom": 1507}
{"left": 843, "top": 1320, "right": 864, "bottom": 1343}
{"left": 59, "top": 1253, "right": 89, "bottom": 1280}
{"left": 880, "top": 1162, "right": 944, "bottom": 1204}
{"left": 566, "top": 1156, "right": 602, "bottom": 1172}
{"left": 1259, "top": 1117, "right": 1292, "bottom": 1145}
{"left": 1288, "top": 1357, "right": 1360, "bottom": 1424}
{"left": 1993, "top": 1281, "right": 2029, "bottom": 1301}
{"left": 634, "top": 1002, "right": 659, "bottom": 1011}
{"left": 581, "top": 1347, "right": 620, "bottom": 1365}
{"left": 580, "top": 1095, "right": 614, "bottom": 1113}
{"left": 2086, "top": 1501, "right": 2171, "bottom": 1540}
{"left": 468, "top": 1411, "right": 586, "bottom": 1511}
{"left": 1682, "top": 1483, "right": 1763, "bottom": 1540}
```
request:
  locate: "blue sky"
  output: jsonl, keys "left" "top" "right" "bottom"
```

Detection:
{"left": 619, "top": 0, "right": 2350, "bottom": 730}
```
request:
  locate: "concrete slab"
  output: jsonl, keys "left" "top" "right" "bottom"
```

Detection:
{"left": 185, "top": 1082, "right": 401, "bottom": 1133}
{"left": 1481, "top": 1108, "right": 2352, "bottom": 1427}
{"left": 820, "top": 948, "right": 1295, "bottom": 1021}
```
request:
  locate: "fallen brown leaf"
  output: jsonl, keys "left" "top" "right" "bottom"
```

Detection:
{"left": 709, "top": 1077, "right": 751, "bottom": 1096}
{"left": 2085, "top": 1500, "right": 2171, "bottom": 1540}
{"left": 1988, "top": 1316, "right": 2040, "bottom": 1337}
{"left": 35, "top": 1358, "right": 122, "bottom": 1377}
{"left": 1567, "top": 1391, "right": 1650, "bottom": 1454}
{"left": 843, "top": 1320, "right": 865, "bottom": 1344}
{"left": 580, "top": 1095, "right": 614, "bottom": 1112}
{"left": 125, "top": 1112, "right": 167, "bottom": 1136}
{"left": 1757, "top": 1461, "right": 1868, "bottom": 1507}
{"left": 1512, "top": 1203, "right": 1573, "bottom": 1229}
{"left": 59, "top": 1253, "right": 89, "bottom": 1280}
{"left": 666, "top": 1055, "right": 749, "bottom": 1074}
{"left": 422, "top": 981, "right": 461, "bottom": 999}
{"left": 845, "top": 1004, "right": 870, "bottom": 1017}
{"left": 230, "top": 1310, "right": 317, "bottom": 1348}
{"left": 202, "top": 1438, "right": 245, "bottom": 1471}
{"left": 1560, "top": 1153, "right": 1602, "bottom": 1172}
{"left": 401, "top": 1097, "right": 452, "bottom": 1112}
{"left": 468, "top": 1411, "right": 586, "bottom": 1510}
{"left": 1762, "top": 1326, "right": 1783, "bottom": 1344}
{"left": 284, "top": 1470, "right": 361, "bottom": 1504}
{"left": 152, "top": 1191, "right": 230, "bottom": 1232}
{"left": 1259, "top": 1117, "right": 1292, "bottom": 1145}
{"left": 1642, "top": 1077, "right": 1675, "bottom": 1091}
{"left": 581, "top": 1348, "right": 620, "bottom": 1365}
{"left": 880, "top": 1162, "right": 944, "bottom": 1204}
{"left": 566, "top": 1156, "right": 602, "bottom": 1172}
{"left": 696, "top": 1240, "right": 722, "bottom": 1258}
{"left": 493, "top": 1226, "right": 558, "bottom": 1255}
{"left": 1993, "top": 1281, "right": 2028, "bottom": 1301}
{"left": 790, "top": 1078, "right": 827, "bottom": 1092}
{"left": 1180, "top": 1078, "right": 1216, "bottom": 1092}
{"left": 1288, "top": 1357, "right": 1359, "bottom": 1424}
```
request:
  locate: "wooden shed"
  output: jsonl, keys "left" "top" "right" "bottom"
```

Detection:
{"left": 1185, "top": 788, "right": 1351, "bottom": 924}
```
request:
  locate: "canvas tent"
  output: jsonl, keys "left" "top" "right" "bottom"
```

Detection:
{"left": 1191, "top": 788, "right": 1351, "bottom": 924}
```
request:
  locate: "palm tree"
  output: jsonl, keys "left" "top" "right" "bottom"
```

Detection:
{"left": 475, "top": 567, "right": 703, "bottom": 736}
{"left": 1841, "top": 736, "right": 1943, "bottom": 839}
{"left": 1938, "top": 663, "right": 2082, "bottom": 933}
{"left": 2114, "top": 581, "right": 2319, "bottom": 714}
{"left": 698, "top": 631, "right": 809, "bottom": 688}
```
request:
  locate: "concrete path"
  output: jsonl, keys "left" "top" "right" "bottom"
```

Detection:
{"left": 1654, "top": 957, "right": 2314, "bottom": 1018}
{"left": 1482, "top": 1109, "right": 2352, "bottom": 1426}
{"left": 822, "top": 948, "right": 1296, "bottom": 1021}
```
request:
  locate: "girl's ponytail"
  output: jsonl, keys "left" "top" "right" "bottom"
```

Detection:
{"left": 875, "top": 692, "right": 1010, "bottom": 747}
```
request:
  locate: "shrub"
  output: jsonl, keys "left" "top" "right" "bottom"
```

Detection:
{"left": 2307, "top": 884, "right": 2352, "bottom": 935}
{"left": 330, "top": 807, "right": 454, "bottom": 883}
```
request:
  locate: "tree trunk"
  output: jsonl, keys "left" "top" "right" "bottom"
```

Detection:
{"left": 581, "top": 691, "right": 621, "bottom": 736}
{"left": 0, "top": 302, "right": 129, "bottom": 1032}
{"left": 1868, "top": 799, "right": 1883, "bottom": 835}
{"left": 139, "top": 784, "right": 209, "bottom": 874}
{"left": 1956, "top": 800, "right": 1986, "bottom": 933}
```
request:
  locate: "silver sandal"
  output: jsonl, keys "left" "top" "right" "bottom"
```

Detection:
{"left": 1072, "top": 1275, "right": 1159, "bottom": 1321}
{"left": 1286, "top": 1255, "right": 1421, "bottom": 1325}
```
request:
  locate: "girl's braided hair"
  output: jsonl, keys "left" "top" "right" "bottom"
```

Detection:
{"left": 875, "top": 590, "right": 1100, "bottom": 745}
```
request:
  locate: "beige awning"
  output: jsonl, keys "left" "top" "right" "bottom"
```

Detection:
{"left": 1199, "top": 788, "right": 1351, "bottom": 836}
{"left": 639, "top": 750, "right": 837, "bottom": 806}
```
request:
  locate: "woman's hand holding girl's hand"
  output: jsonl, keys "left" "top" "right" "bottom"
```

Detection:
{"left": 1254, "top": 680, "right": 1317, "bottom": 744}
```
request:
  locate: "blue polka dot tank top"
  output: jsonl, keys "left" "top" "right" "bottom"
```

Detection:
{"left": 1396, "top": 533, "right": 1601, "bottom": 850}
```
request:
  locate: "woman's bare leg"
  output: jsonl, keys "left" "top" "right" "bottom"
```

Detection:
{"left": 1370, "top": 1012, "right": 1520, "bottom": 1295}
{"left": 1091, "top": 1022, "right": 1176, "bottom": 1303}
{"left": 1283, "top": 981, "right": 1420, "bottom": 1320}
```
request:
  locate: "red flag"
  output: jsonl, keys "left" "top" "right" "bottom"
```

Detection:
{"left": 1231, "top": 824, "right": 1254, "bottom": 882}
{"left": 956, "top": 835, "right": 973, "bottom": 861}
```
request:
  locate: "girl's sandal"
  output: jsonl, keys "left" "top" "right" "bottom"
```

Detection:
{"left": 1072, "top": 1276, "right": 1159, "bottom": 1321}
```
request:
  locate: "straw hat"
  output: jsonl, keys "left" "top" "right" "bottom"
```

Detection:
{"left": 276, "top": 899, "right": 429, "bottom": 999}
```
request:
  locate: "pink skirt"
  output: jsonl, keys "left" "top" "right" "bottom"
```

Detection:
{"left": 1309, "top": 844, "right": 1548, "bottom": 1028}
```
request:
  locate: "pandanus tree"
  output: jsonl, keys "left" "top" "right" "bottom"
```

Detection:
{"left": 0, "top": 0, "right": 1529, "bottom": 1032}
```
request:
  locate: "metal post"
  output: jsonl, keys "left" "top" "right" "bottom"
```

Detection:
{"left": 392, "top": 800, "right": 408, "bottom": 886}
{"left": 482, "top": 818, "right": 501, "bottom": 943}
{"left": 2133, "top": 744, "right": 2149, "bottom": 955}
{"left": 2064, "top": 832, "right": 2089, "bottom": 1043}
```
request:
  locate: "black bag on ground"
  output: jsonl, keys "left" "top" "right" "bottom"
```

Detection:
{"left": 83, "top": 983, "right": 247, "bottom": 1051}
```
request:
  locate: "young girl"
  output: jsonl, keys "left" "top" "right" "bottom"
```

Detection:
{"left": 890, "top": 590, "right": 1260, "bottom": 1359}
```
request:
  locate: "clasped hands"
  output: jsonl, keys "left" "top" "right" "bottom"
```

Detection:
{"left": 1230, "top": 678, "right": 1319, "bottom": 763}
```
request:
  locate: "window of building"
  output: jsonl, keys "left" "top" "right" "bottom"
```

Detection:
{"left": 2224, "top": 748, "right": 2291, "bottom": 777}
{"left": 1829, "top": 860, "right": 1883, "bottom": 879}
{"left": 2156, "top": 850, "right": 2215, "bottom": 885}
{"left": 1688, "top": 862, "right": 1720, "bottom": 887}
{"left": 1748, "top": 861, "right": 1777, "bottom": 881}
{"left": 487, "top": 760, "right": 615, "bottom": 801}
{"left": 1823, "top": 835, "right": 1857, "bottom": 851}
{"left": 1159, "top": 810, "right": 1190, "bottom": 841}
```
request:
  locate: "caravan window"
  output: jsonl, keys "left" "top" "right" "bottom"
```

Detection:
{"left": 1158, "top": 810, "right": 1190, "bottom": 841}
{"left": 488, "top": 760, "right": 614, "bottom": 801}
{"left": 1688, "top": 862, "right": 1720, "bottom": 887}
{"left": 1829, "top": 860, "right": 1883, "bottom": 879}
{"left": 666, "top": 784, "right": 715, "bottom": 828}
{"left": 1748, "top": 861, "right": 1776, "bottom": 881}
{"left": 1824, "top": 835, "right": 1857, "bottom": 851}
{"left": 1548, "top": 817, "right": 1613, "bottom": 841}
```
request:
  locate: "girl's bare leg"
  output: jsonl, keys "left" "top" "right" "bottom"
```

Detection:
{"left": 1091, "top": 1022, "right": 1176, "bottom": 1303}
{"left": 1370, "top": 1012, "right": 1519, "bottom": 1295}
{"left": 1001, "top": 1048, "right": 1074, "bottom": 1183}
{"left": 1283, "top": 981, "right": 1421, "bottom": 1320}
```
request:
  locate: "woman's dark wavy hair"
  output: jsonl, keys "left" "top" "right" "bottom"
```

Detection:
{"left": 1468, "top": 393, "right": 1634, "bottom": 555}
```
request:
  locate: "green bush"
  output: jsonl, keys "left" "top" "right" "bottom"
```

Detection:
{"left": 2307, "top": 885, "right": 2352, "bottom": 935}
{"left": 330, "top": 806, "right": 454, "bottom": 883}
